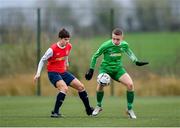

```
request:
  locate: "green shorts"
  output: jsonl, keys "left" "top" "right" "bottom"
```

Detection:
{"left": 99, "top": 67, "right": 126, "bottom": 81}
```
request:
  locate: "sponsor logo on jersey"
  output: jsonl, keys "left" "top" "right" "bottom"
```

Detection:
{"left": 55, "top": 56, "right": 66, "bottom": 61}
{"left": 110, "top": 53, "right": 122, "bottom": 57}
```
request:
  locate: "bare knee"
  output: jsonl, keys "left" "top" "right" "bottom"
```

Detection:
{"left": 126, "top": 82, "right": 134, "bottom": 91}
{"left": 70, "top": 79, "right": 86, "bottom": 92}
{"left": 61, "top": 86, "right": 68, "bottom": 93}
{"left": 97, "top": 84, "right": 104, "bottom": 91}
{"left": 77, "top": 83, "right": 85, "bottom": 92}
{"left": 56, "top": 81, "right": 68, "bottom": 93}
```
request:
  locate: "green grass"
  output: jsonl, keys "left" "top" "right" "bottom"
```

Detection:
{"left": 0, "top": 96, "right": 180, "bottom": 127}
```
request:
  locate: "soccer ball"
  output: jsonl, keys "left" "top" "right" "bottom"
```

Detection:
{"left": 97, "top": 73, "right": 111, "bottom": 86}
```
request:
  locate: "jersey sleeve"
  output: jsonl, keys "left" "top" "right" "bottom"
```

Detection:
{"left": 123, "top": 42, "right": 138, "bottom": 63}
{"left": 36, "top": 48, "right": 53, "bottom": 76}
{"left": 90, "top": 44, "right": 105, "bottom": 69}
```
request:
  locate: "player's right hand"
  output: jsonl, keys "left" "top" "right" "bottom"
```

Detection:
{"left": 85, "top": 68, "right": 94, "bottom": 80}
{"left": 33, "top": 74, "right": 40, "bottom": 82}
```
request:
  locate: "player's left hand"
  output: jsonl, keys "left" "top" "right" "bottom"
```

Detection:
{"left": 135, "top": 61, "right": 149, "bottom": 66}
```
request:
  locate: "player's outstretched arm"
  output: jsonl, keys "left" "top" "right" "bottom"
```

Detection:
{"left": 85, "top": 68, "right": 94, "bottom": 80}
{"left": 135, "top": 61, "right": 149, "bottom": 66}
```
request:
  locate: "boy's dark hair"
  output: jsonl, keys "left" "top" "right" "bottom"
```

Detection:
{"left": 58, "top": 28, "right": 70, "bottom": 38}
{"left": 112, "top": 28, "right": 123, "bottom": 36}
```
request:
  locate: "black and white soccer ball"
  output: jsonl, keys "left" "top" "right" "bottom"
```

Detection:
{"left": 97, "top": 73, "right": 111, "bottom": 86}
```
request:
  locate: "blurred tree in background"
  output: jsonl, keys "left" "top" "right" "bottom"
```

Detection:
{"left": 135, "top": 0, "right": 171, "bottom": 31}
{"left": 0, "top": 0, "right": 179, "bottom": 43}
{"left": 90, "top": 0, "right": 121, "bottom": 34}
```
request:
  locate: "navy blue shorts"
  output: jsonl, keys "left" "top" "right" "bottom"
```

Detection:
{"left": 48, "top": 72, "right": 75, "bottom": 87}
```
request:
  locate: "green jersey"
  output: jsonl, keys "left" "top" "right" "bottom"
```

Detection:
{"left": 90, "top": 39, "right": 138, "bottom": 72}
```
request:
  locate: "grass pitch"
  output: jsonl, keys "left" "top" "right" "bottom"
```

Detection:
{"left": 0, "top": 96, "right": 180, "bottom": 127}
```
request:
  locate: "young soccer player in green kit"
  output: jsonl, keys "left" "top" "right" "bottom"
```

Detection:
{"left": 85, "top": 28, "right": 148, "bottom": 119}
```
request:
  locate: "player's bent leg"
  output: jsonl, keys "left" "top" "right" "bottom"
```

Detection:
{"left": 119, "top": 73, "right": 134, "bottom": 91}
{"left": 51, "top": 80, "right": 68, "bottom": 118}
{"left": 119, "top": 73, "right": 136, "bottom": 119}
{"left": 70, "top": 78, "right": 94, "bottom": 116}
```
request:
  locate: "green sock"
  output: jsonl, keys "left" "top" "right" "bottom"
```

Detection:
{"left": 96, "top": 91, "right": 104, "bottom": 107}
{"left": 127, "top": 91, "right": 134, "bottom": 110}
